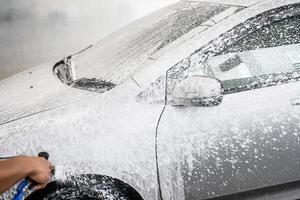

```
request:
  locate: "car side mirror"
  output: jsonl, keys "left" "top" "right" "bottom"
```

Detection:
{"left": 169, "top": 75, "right": 223, "bottom": 107}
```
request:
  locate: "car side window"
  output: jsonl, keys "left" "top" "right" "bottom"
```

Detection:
{"left": 205, "top": 16, "right": 300, "bottom": 94}
{"left": 221, "top": 16, "right": 300, "bottom": 54}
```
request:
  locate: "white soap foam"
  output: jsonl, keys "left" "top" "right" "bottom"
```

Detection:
{"left": 52, "top": 164, "right": 68, "bottom": 183}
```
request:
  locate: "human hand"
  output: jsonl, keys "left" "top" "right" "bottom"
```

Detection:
{"left": 20, "top": 156, "right": 52, "bottom": 191}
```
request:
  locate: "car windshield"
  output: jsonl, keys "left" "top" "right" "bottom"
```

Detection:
{"left": 67, "top": 1, "right": 231, "bottom": 88}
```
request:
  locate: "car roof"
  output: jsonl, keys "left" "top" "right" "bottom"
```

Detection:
{"left": 182, "top": 0, "right": 266, "bottom": 7}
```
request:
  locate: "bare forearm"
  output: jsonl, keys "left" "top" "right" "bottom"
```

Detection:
{"left": 0, "top": 156, "right": 31, "bottom": 194}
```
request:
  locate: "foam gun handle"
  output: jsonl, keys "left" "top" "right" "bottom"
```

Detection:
{"left": 38, "top": 152, "right": 49, "bottom": 160}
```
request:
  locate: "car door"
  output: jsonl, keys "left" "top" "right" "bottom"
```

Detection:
{"left": 157, "top": 6, "right": 300, "bottom": 200}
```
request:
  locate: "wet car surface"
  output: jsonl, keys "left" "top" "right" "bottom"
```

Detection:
{"left": 1, "top": 0, "right": 300, "bottom": 199}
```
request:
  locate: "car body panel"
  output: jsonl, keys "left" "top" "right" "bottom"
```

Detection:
{"left": 154, "top": 1, "right": 300, "bottom": 199}
{"left": 158, "top": 81, "right": 300, "bottom": 199}
{"left": 0, "top": 62, "right": 96, "bottom": 125}
{"left": 0, "top": 77, "right": 164, "bottom": 200}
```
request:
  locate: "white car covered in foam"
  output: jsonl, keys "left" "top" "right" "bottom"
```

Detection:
{"left": 1, "top": 0, "right": 300, "bottom": 199}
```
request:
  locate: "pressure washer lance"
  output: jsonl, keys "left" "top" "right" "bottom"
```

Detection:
{"left": 12, "top": 152, "right": 55, "bottom": 200}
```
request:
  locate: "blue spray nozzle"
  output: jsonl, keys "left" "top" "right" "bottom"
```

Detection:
{"left": 12, "top": 180, "right": 30, "bottom": 200}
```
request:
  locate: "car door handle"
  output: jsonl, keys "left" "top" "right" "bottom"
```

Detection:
{"left": 291, "top": 98, "right": 300, "bottom": 106}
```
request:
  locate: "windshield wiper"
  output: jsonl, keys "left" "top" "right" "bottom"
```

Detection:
{"left": 53, "top": 44, "right": 93, "bottom": 85}
{"left": 53, "top": 45, "right": 116, "bottom": 93}
{"left": 70, "top": 44, "right": 93, "bottom": 60}
{"left": 53, "top": 57, "right": 74, "bottom": 85}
